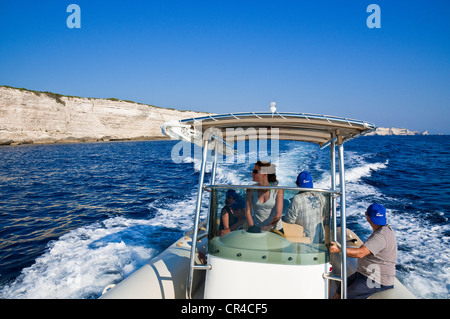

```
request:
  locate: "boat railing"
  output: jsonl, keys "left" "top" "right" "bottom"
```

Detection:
{"left": 185, "top": 134, "right": 349, "bottom": 299}
{"left": 203, "top": 184, "right": 339, "bottom": 194}
{"left": 206, "top": 183, "right": 334, "bottom": 238}
{"left": 203, "top": 184, "right": 339, "bottom": 239}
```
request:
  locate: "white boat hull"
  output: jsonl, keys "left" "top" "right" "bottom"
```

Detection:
{"left": 204, "top": 255, "right": 329, "bottom": 298}
{"left": 101, "top": 229, "right": 415, "bottom": 299}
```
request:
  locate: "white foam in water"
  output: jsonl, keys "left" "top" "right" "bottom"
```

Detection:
{"left": 345, "top": 160, "right": 388, "bottom": 183}
{"left": 388, "top": 210, "right": 450, "bottom": 299}
{"left": 0, "top": 217, "right": 157, "bottom": 299}
{"left": 0, "top": 180, "right": 211, "bottom": 299}
{"left": 1, "top": 188, "right": 209, "bottom": 299}
{"left": 274, "top": 142, "right": 318, "bottom": 186}
{"left": 148, "top": 191, "right": 208, "bottom": 230}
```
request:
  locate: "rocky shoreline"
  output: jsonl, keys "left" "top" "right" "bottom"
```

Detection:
{"left": 0, "top": 135, "right": 170, "bottom": 146}
{"left": 0, "top": 86, "right": 209, "bottom": 146}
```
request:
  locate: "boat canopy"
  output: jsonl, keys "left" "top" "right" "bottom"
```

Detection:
{"left": 161, "top": 112, "right": 376, "bottom": 147}
{"left": 160, "top": 110, "right": 376, "bottom": 299}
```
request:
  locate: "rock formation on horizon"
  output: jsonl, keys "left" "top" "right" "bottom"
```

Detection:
{"left": 366, "top": 127, "right": 428, "bottom": 136}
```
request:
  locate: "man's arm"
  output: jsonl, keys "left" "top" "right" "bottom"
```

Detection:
{"left": 329, "top": 242, "right": 371, "bottom": 259}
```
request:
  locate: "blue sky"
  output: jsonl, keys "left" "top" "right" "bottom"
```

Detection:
{"left": 1, "top": 1, "right": 449, "bottom": 133}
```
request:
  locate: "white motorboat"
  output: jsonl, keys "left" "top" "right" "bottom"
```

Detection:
{"left": 100, "top": 110, "right": 415, "bottom": 299}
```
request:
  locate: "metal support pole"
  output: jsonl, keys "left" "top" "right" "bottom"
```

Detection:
{"left": 206, "top": 143, "right": 219, "bottom": 236}
{"left": 331, "top": 140, "right": 337, "bottom": 242}
{"left": 211, "top": 143, "right": 218, "bottom": 185}
{"left": 338, "top": 140, "right": 347, "bottom": 299}
{"left": 186, "top": 138, "right": 209, "bottom": 299}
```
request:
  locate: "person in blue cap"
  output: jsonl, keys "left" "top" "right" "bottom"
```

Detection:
{"left": 282, "top": 171, "right": 328, "bottom": 243}
{"left": 329, "top": 203, "right": 398, "bottom": 299}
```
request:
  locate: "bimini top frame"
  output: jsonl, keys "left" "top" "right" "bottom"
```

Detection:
{"left": 162, "top": 112, "right": 375, "bottom": 148}
{"left": 161, "top": 111, "right": 376, "bottom": 299}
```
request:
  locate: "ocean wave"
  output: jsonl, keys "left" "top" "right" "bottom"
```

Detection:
{"left": 0, "top": 217, "right": 158, "bottom": 299}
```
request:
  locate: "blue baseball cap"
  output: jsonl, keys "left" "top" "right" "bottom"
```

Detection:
{"left": 366, "top": 203, "right": 387, "bottom": 225}
{"left": 296, "top": 171, "right": 313, "bottom": 188}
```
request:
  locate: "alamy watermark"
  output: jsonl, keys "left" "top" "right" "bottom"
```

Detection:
{"left": 170, "top": 123, "right": 280, "bottom": 166}
{"left": 65, "top": 4, "right": 380, "bottom": 30}
{"left": 366, "top": 263, "right": 382, "bottom": 288}
{"left": 66, "top": 4, "right": 81, "bottom": 29}
{"left": 366, "top": 4, "right": 381, "bottom": 29}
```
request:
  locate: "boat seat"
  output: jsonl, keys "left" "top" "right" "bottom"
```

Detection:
{"left": 282, "top": 221, "right": 310, "bottom": 243}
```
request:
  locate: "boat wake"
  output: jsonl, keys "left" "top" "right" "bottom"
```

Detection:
{"left": 1, "top": 217, "right": 157, "bottom": 298}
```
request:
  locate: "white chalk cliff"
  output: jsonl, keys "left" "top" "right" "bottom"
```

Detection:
{"left": 0, "top": 86, "right": 209, "bottom": 145}
{"left": 366, "top": 127, "right": 428, "bottom": 136}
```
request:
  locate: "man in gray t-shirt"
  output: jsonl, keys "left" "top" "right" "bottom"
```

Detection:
{"left": 330, "top": 203, "right": 397, "bottom": 299}
{"left": 359, "top": 224, "right": 397, "bottom": 286}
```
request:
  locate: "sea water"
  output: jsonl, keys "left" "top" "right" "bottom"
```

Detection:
{"left": 0, "top": 136, "right": 448, "bottom": 298}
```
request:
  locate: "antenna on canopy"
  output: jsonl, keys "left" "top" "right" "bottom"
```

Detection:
{"left": 270, "top": 102, "right": 276, "bottom": 117}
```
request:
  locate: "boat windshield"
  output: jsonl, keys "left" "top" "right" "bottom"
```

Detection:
{"left": 205, "top": 186, "right": 332, "bottom": 266}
